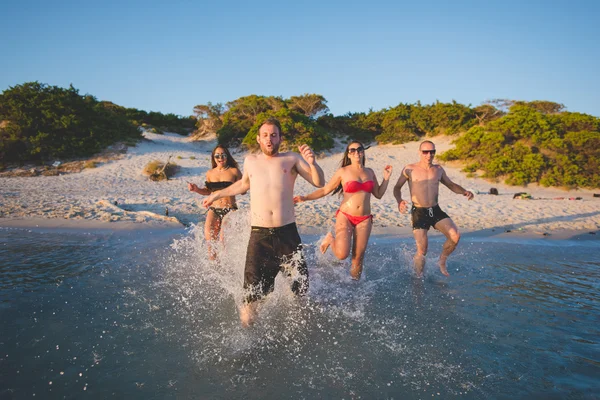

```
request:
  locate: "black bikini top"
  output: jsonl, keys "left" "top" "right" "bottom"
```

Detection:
{"left": 205, "top": 181, "right": 234, "bottom": 192}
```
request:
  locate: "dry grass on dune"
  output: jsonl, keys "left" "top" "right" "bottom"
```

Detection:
{"left": 143, "top": 158, "right": 179, "bottom": 181}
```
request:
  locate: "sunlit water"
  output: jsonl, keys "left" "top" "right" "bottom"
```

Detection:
{"left": 1, "top": 213, "right": 599, "bottom": 399}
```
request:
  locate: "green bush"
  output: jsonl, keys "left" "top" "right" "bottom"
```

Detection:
{"left": 243, "top": 108, "right": 333, "bottom": 152}
{"left": 0, "top": 82, "right": 141, "bottom": 163}
{"left": 439, "top": 105, "right": 600, "bottom": 188}
{"left": 100, "top": 102, "right": 195, "bottom": 134}
{"left": 317, "top": 112, "right": 381, "bottom": 143}
{"left": 462, "top": 163, "right": 480, "bottom": 173}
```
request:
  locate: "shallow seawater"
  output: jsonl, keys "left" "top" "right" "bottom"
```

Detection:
{"left": 1, "top": 216, "right": 599, "bottom": 399}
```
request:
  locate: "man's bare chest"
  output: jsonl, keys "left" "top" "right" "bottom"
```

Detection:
{"left": 410, "top": 168, "right": 440, "bottom": 183}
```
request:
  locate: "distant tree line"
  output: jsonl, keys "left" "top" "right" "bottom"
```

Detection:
{"left": 2, "top": 81, "right": 598, "bottom": 188}
{"left": 195, "top": 95, "right": 599, "bottom": 188}
{"left": 99, "top": 101, "right": 195, "bottom": 134}
{"left": 193, "top": 96, "right": 483, "bottom": 152}
{"left": 193, "top": 93, "right": 334, "bottom": 152}
{"left": 0, "top": 82, "right": 194, "bottom": 164}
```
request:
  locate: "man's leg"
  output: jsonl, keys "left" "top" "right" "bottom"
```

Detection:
{"left": 413, "top": 229, "right": 428, "bottom": 277}
{"left": 279, "top": 225, "right": 309, "bottom": 296}
{"left": 241, "top": 229, "right": 275, "bottom": 327}
{"left": 433, "top": 218, "right": 460, "bottom": 276}
{"left": 239, "top": 302, "right": 258, "bottom": 328}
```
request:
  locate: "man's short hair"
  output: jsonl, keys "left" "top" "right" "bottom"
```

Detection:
{"left": 260, "top": 117, "right": 282, "bottom": 136}
{"left": 419, "top": 140, "right": 435, "bottom": 150}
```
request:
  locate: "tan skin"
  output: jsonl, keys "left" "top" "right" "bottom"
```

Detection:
{"left": 295, "top": 143, "right": 392, "bottom": 280}
{"left": 202, "top": 123, "right": 325, "bottom": 326}
{"left": 393, "top": 141, "right": 474, "bottom": 277}
{"left": 188, "top": 149, "right": 242, "bottom": 259}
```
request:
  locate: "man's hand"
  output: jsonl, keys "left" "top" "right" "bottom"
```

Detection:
{"left": 202, "top": 194, "right": 216, "bottom": 208}
{"left": 398, "top": 200, "right": 408, "bottom": 214}
{"left": 464, "top": 190, "right": 474, "bottom": 200}
{"left": 298, "top": 144, "right": 315, "bottom": 165}
{"left": 383, "top": 165, "right": 393, "bottom": 180}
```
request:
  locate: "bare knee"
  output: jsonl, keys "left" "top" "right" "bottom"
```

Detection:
{"left": 449, "top": 231, "right": 460, "bottom": 244}
{"left": 334, "top": 248, "right": 350, "bottom": 260}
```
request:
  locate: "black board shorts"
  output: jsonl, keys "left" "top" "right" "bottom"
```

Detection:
{"left": 243, "top": 222, "right": 309, "bottom": 303}
{"left": 411, "top": 204, "right": 450, "bottom": 230}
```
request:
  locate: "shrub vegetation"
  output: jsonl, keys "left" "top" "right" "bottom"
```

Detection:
{"left": 0, "top": 82, "right": 194, "bottom": 164}
{"left": 439, "top": 102, "right": 600, "bottom": 188}
{"left": 143, "top": 159, "right": 178, "bottom": 181}
{"left": 3, "top": 82, "right": 596, "bottom": 188}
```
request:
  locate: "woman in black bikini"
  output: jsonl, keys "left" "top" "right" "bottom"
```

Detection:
{"left": 188, "top": 145, "right": 242, "bottom": 259}
{"left": 294, "top": 141, "right": 392, "bottom": 279}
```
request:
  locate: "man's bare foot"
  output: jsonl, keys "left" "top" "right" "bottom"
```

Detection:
{"left": 414, "top": 255, "right": 425, "bottom": 278}
{"left": 320, "top": 232, "right": 334, "bottom": 254}
{"left": 438, "top": 258, "right": 450, "bottom": 277}
{"left": 239, "top": 303, "right": 257, "bottom": 327}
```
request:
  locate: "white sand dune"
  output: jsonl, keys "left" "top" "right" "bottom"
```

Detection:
{"left": 1, "top": 131, "right": 599, "bottom": 238}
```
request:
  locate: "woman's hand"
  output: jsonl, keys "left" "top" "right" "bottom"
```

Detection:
{"left": 293, "top": 195, "right": 305, "bottom": 204}
{"left": 383, "top": 165, "right": 393, "bottom": 180}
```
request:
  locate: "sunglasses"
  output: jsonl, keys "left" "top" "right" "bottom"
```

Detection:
{"left": 421, "top": 150, "right": 436, "bottom": 155}
{"left": 214, "top": 154, "right": 228, "bottom": 160}
{"left": 348, "top": 146, "right": 365, "bottom": 154}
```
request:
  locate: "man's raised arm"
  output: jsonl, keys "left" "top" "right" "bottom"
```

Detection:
{"left": 295, "top": 144, "right": 325, "bottom": 187}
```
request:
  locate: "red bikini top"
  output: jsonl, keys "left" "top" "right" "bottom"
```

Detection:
{"left": 343, "top": 180, "right": 374, "bottom": 193}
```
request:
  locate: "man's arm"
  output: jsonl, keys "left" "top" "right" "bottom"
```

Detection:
{"left": 393, "top": 167, "right": 409, "bottom": 203}
{"left": 202, "top": 161, "right": 251, "bottom": 208}
{"left": 294, "top": 145, "right": 325, "bottom": 187}
{"left": 440, "top": 168, "right": 474, "bottom": 200}
{"left": 393, "top": 167, "right": 410, "bottom": 212}
{"left": 294, "top": 170, "right": 342, "bottom": 203}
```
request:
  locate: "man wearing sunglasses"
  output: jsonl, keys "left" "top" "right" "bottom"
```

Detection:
{"left": 202, "top": 117, "right": 325, "bottom": 327}
{"left": 393, "top": 140, "right": 474, "bottom": 277}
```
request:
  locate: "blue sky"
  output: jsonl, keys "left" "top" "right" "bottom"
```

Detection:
{"left": 2, "top": 0, "right": 599, "bottom": 117}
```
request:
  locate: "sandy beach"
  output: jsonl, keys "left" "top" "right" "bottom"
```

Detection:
{"left": 1, "top": 130, "right": 599, "bottom": 239}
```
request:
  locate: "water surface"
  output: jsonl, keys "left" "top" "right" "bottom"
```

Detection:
{"left": 1, "top": 219, "right": 599, "bottom": 399}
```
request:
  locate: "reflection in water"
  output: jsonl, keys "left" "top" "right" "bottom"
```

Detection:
{"left": 0, "top": 222, "right": 599, "bottom": 398}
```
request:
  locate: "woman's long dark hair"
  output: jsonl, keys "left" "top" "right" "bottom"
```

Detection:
{"left": 210, "top": 145, "right": 239, "bottom": 169}
{"left": 332, "top": 140, "right": 366, "bottom": 196}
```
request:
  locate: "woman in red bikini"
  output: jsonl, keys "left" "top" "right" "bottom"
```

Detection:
{"left": 188, "top": 145, "right": 242, "bottom": 259}
{"left": 294, "top": 141, "right": 392, "bottom": 279}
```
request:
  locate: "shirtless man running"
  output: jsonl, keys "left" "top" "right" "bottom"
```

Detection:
{"left": 393, "top": 140, "right": 474, "bottom": 277}
{"left": 203, "top": 117, "right": 325, "bottom": 326}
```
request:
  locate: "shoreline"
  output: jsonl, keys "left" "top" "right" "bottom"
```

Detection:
{"left": 2, "top": 215, "right": 598, "bottom": 241}
{"left": 0, "top": 216, "right": 184, "bottom": 231}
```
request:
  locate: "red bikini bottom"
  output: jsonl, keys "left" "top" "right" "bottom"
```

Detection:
{"left": 336, "top": 209, "right": 373, "bottom": 227}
